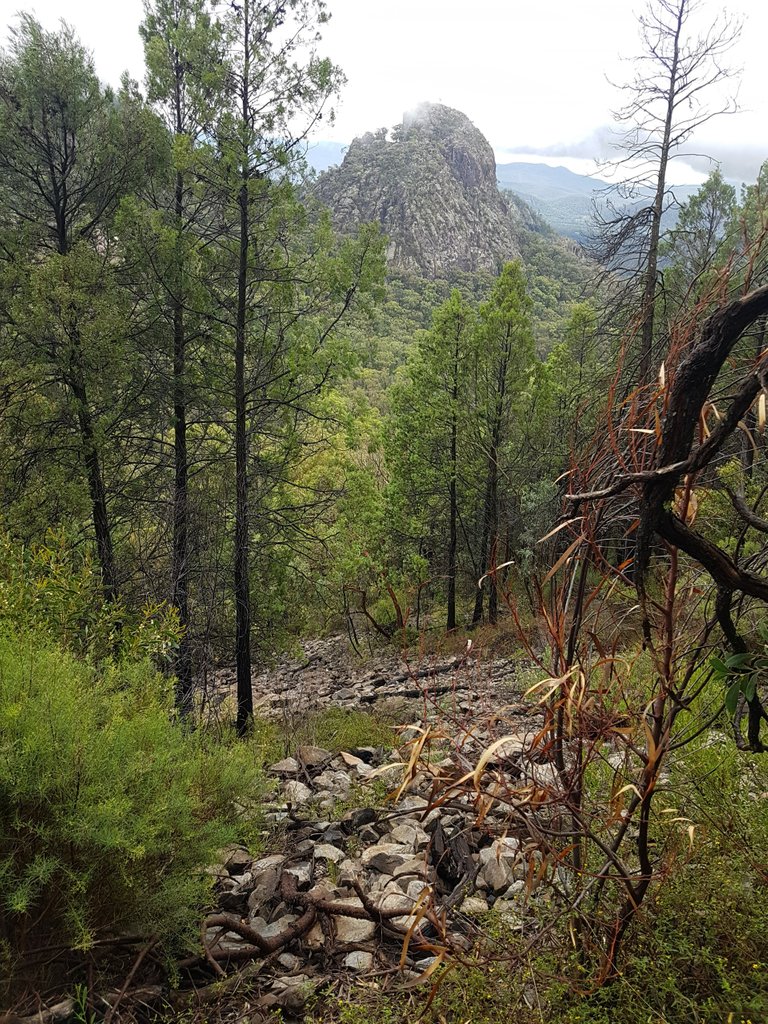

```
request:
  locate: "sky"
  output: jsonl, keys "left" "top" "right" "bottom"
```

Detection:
{"left": 2, "top": 0, "right": 767, "bottom": 186}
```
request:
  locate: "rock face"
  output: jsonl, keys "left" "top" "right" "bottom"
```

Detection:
{"left": 314, "top": 102, "right": 531, "bottom": 277}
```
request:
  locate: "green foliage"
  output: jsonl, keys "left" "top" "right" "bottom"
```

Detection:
{"left": 0, "top": 633, "right": 266, "bottom": 987}
{"left": 0, "top": 533, "right": 180, "bottom": 663}
{"left": 251, "top": 707, "right": 394, "bottom": 764}
{"left": 661, "top": 169, "right": 737, "bottom": 313}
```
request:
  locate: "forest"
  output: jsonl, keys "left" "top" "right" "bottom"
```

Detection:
{"left": 2, "top": 0, "right": 768, "bottom": 1021}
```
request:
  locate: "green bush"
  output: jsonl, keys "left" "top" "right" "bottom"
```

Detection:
{"left": 0, "top": 634, "right": 266, "bottom": 992}
{"left": 0, "top": 531, "right": 180, "bottom": 662}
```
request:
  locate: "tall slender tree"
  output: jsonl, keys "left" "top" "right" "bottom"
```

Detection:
{"left": 594, "top": 0, "right": 740, "bottom": 382}
{"left": 471, "top": 262, "right": 535, "bottom": 625}
{"left": 209, "top": 0, "right": 345, "bottom": 732}
{"left": 139, "top": 0, "right": 224, "bottom": 711}
{"left": 387, "top": 290, "right": 475, "bottom": 630}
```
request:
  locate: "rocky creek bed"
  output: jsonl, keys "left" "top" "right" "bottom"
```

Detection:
{"left": 13, "top": 638, "right": 554, "bottom": 1024}
{"left": 191, "top": 637, "right": 554, "bottom": 1019}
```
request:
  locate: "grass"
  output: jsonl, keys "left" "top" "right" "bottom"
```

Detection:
{"left": 251, "top": 706, "right": 396, "bottom": 764}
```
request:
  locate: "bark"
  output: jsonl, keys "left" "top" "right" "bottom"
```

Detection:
{"left": 234, "top": 3, "right": 253, "bottom": 735}
{"left": 172, "top": 160, "right": 193, "bottom": 713}
{"left": 471, "top": 479, "right": 491, "bottom": 625}
{"left": 69, "top": 357, "right": 118, "bottom": 602}
{"left": 447, "top": 329, "right": 459, "bottom": 631}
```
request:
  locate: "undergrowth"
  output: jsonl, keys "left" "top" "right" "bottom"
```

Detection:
{"left": 0, "top": 634, "right": 267, "bottom": 1003}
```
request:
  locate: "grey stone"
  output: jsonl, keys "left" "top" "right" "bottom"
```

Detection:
{"left": 406, "top": 879, "right": 430, "bottom": 901}
{"left": 389, "top": 822, "right": 429, "bottom": 851}
{"left": 253, "top": 914, "right": 298, "bottom": 941}
{"left": 304, "top": 921, "right": 325, "bottom": 949}
{"left": 462, "top": 896, "right": 489, "bottom": 916}
{"left": 252, "top": 854, "right": 286, "bottom": 873}
{"left": 277, "top": 952, "right": 300, "bottom": 970}
{"left": 274, "top": 975, "right": 316, "bottom": 1013}
{"left": 220, "top": 846, "right": 251, "bottom": 875}
{"left": 284, "top": 780, "right": 313, "bottom": 805}
{"left": 392, "top": 856, "right": 429, "bottom": 879}
{"left": 269, "top": 757, "right": 299, "bottom": 775}
{"left": 284, "top": 861, "right": 313, "bottom": 887}
{"left": 331, "top": 899, "right": 376, "bottom": 942}
{"left": 296, "top": 745, "right": 334, "bottom": 768}
{"left": 478, "top": 838, "right": 521, "bottom": 893}
{"left": 361, "top": 843, "right": 412, "bottom": 874}
{"left": 343, "top": 950, "right": 374, "bottom": 970}
{"left": 314, "top": 843, "right": 346, "bottom": 864}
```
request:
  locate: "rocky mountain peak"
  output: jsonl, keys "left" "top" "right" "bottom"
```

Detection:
{"left": 402, "top": 102, "right": 497, "bottom": 190}
{"left": 314, "top": 103, "right": 527, "bottom": 278}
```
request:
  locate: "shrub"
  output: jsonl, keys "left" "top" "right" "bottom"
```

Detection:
{"left": 0, "top": 634, "right": 266, "bottom": 995}
{"left": 0, "top": 531, "right": 180, "bottom": 663}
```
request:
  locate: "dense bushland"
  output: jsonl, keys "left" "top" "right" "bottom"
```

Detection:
{"left": 0, "top": 632, "right": 268, "bottom": 998}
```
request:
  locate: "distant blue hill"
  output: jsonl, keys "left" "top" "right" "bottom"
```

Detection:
{"left": 496, "top": 161, "right": 606, "bottom": 200}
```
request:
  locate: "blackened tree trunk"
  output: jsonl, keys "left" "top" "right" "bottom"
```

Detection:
{"left": 637, "top": 1, "right": 681, "bottom": 383}
{"left": 70, "top": 367, "right": 118, "bottom": 601}
{"left": 234, "top": 14, "right": 253, "bottom": 735}
{"left": 172, "top": 162, "right": 193, "bottom": 712}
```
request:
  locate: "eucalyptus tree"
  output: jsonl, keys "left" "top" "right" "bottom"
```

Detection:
{"left": 594, "top": 0, "right": 740, "bottom": 383}
{"left": 0, "top": 16, "right": 164, "bottom": 599}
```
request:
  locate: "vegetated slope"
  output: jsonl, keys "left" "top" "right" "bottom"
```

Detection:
{"left": 496, "top": 161, "right": 607, "bottom": 241}
{"left": 314, "top": 102, "right": 534, "bottom": 278}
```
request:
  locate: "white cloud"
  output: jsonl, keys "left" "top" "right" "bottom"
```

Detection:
{"left": 3, "top": 0, "right": 766, "bottom": 185}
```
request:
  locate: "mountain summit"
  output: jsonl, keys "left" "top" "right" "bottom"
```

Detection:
{"left": 314, "top": 102, "right": 533, "bottom": 277}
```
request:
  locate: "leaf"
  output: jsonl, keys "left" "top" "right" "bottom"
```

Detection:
{"left": 710, "top": 655, "right": 729, "bottom": 676}
{"left": 744, "top": 676, "right": 757, "bottom": 703}
{"left": 401, "top": 950, "right": 446, "bottom": 989}
{"left": 542, "top": 534, "right": 584, "bottom": 585}
{"left": 725, "top": 679, "right": 742, "bottom": 716}
{"left": 537, "top": 517, "right": 582, "bottom": 544}
{"left": 473, "top": 735, "right": 526, "bottom": 789}
{"left": 725, "top": 652, "right": 751, "bottom": 670}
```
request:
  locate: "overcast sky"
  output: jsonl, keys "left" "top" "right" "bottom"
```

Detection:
{"left": 2, "top": 0, "right": 766, "bottom": 185}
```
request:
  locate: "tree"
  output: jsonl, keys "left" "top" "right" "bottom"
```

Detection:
{"left": 205, "top": 0, "right": 388, "bottom": 733}
{"left": 0, "top": 16, "right": 163, "bottom": 599}
{"left": 139, "top": 0, "right": 224, "bottom": 711}
{"left": 595, "top": 0, "right": 740, "bottom": 382}
{"left": 387, "top": 290, "right": 475, "bottom": 630}
{"left": 661, "top": 168, "right": 736, "bottom": 309}
{"left": 471, "top": 262, "right": 535, "bottom": 625}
